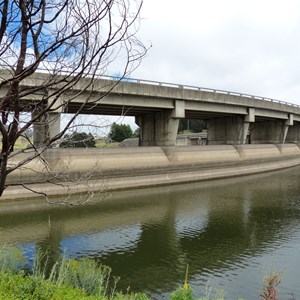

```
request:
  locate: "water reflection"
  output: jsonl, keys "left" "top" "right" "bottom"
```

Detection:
{"left": 62, "top": 226, "right": 142, "bottom": 258}
{"left": 1, "top": 167, "right": 300, "bottom": 299}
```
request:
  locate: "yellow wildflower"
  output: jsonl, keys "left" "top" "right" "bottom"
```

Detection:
{"left": 183, "top": 264, "right": 189, "bottom": 289}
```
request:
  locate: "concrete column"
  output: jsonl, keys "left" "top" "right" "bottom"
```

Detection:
{"left": 33, "top": 111, "right": 49, "bottom": 147}
{"left": 137, "top": 101, "right": 184, "bottom": 146}
{"left": 33, "top": 92, "right": 63, "bottom": 147}
{"left": 243, "top": 108, "right": 255, "bottom": 144}
{"left": 249, "top": 119, "right": 288, "bottom": 144}
{"left": 207, "top": 116, "right": 247, "bottom": 145}
{"left": 286, "top": 118, "right": 300, "bottom": 144}
{"left": 137, "top": 113, "right": 155, "bottom": 146}
{"left": 138, "top": 111, "right": 180, "bottom": 146}
{"left": 48, "top": 112, "right": 61, "bottom": 140}
{"left": 33, "top": 112, "right": 61, "bottom": 147}
{"left": 281, "top": 114, "right": 293, "bottom": 144}
{"left": 155, "top": 112, "right": 180, "bottom": 146}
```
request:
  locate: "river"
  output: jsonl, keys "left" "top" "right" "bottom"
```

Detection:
{"left": 1, "top": 166, "right": 300, "bottom": 299}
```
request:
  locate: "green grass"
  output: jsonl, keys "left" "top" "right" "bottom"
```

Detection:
{"left": 13, "top": 137, "right": 31, "bottom": 150}
{"left": 10, "top": 136, "right": 120, "bottom": 150}
{"left": 0, "top": 270, "right": 149, "bottom": 300}
{"left": 0, "top": 271, "right": 98, "bottom": 300}
{"left": 0, "top": 246, "right": 148, "bottom": 300}
{"left": 0, "top": 246, "right": 286, "bottom": 300}
{"left": 95, "top": 139, "right": 120, "bottom": 148}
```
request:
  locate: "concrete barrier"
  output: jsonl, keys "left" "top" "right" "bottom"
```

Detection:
{"left": 275, "top": 144, "right": 300, "bottom": 156}
{"left": 164, "top": 145, "right": 240, "bottom": 166}
{"left": 4, "top": 144, "right": 300, "bottom": 200}
{"left": 8, "top": 152, "right": 48, "bottom": 184}
{"left": 234, "top": 144, "right": 281, "bottom": 160}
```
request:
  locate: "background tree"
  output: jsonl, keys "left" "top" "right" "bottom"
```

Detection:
{"left": 132, "top": 127, "right": 140, "bottom": 138}
{"left": 108, "top": 123, "right": 133, "bottom": 142}
{"left": 0, "top": 0, "right": 147, "bottom": 198}
{"left": 59, "top": 132, "right": 96, "bottom": 148}
{"left": 178, "top": 119, "right": 206, "bottom": 133}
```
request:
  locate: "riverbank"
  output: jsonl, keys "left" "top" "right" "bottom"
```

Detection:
{"left": 4, "top": 144, "right": 300, "bottom": 200}
{"left": 0, "top": 245, "right": 283, "bottom": 300}
{"left": 0, "top": 246, "right": 148, "bottom": 300}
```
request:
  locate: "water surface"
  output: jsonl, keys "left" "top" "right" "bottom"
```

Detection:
{"left": 1, "top": 166, "right": 300, "bottom": 299}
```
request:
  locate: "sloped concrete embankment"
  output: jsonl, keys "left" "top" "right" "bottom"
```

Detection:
{"left": 4, "top": 144, "right": 300, "bottom": 199}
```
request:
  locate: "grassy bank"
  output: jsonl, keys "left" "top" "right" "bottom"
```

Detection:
{"left": 0, "top": 246, "right": 285, "bottom": 300}
{"left": 0, "top": 246, "right": 147, "bottom": 300}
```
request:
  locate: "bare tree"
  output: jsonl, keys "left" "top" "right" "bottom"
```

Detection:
{"left": 0, "top": 0, "right": 147, "bottom": 199}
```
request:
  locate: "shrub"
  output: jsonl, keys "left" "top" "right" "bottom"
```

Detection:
{"left": 171, "top": 286, "right": 193, "bottom": 300}
{"left": 59, "top": 132, "right": 96, "bottom": 148}
{"left": 0, "top": 247, "right": 149, "bottom": 300}
{"left": 53, "top": 257, "right": 112, "bottom": 296}
{"left": 0, "top": 245, "right": 25, "bottom": 274}
{"left": 108, "top": 123, "right": 133, "bottom": 142}
{"left": 0, "top": 271, "right": 97, "bottom": 300}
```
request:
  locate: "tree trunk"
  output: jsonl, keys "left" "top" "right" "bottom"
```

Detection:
{"left": 0, "top": 153, "right": 8, "bottom": 197}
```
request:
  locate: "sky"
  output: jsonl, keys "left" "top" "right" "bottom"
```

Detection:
{"left": 6, "top": 0, "right": 300, "bottom": 135}
{"left": 65, "top": 0, "right": 300, "bottom": 133}
{"left": 131, "top": 0, "right": 300, "bottom": 105}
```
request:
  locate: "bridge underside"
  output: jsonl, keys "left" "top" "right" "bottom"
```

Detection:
{"left": 30, "top": 100, "right": 300, "bottom": 147}
{"left": 207, "top": 116, "right": 296, "bottom": 145}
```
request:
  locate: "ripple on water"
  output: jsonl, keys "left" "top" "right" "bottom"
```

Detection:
{"left": 60, "top": 225, "right": 142, "bottom": 258}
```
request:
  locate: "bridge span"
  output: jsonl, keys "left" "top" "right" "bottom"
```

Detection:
{"left": 2, "top": 70, "right": 300, "bottom": 146}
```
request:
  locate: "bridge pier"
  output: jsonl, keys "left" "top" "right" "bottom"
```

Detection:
{"left": 282, "top": 114, "right": 293, "bottom": 143}
{"left": 33, "top": 112, "right": 61, "bottom": 147}
{"left": 207, "top": 116, "right": 249, "bottom": 145}
{"left": 137, "top": 111, "right": 180, "bottom": 146}
{"left": 206, "top": 109, "right": 295, "bottom": 145}
{"left": 207, "top": 108, "right": 255, "bottom": 145}
{"left": 137, "top": 101, "right": 184, "bottom": 146}
{"left": 286, "top": 122, "right": 300, "bottom": 143}
{"left": 242, "top": 108, "right": 255, "bottom": 144}
{"left": 48, "top": 112, "right": 61, "bottom": 141}
{"left": 249, "top": 116, "right": 293, "bottom": 144}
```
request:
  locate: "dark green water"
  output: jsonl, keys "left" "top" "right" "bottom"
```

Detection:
{"left": 1, "top": 166, "right": 300, "bottom": 299}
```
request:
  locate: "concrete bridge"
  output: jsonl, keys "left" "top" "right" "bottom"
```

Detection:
{"left": 2, "top": 70, "right": 300, "bottom": 146}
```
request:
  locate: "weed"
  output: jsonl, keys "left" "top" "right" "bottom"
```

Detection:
{"left": 260, "top": 269, "right": 283, "bottom": 300}
{"left": 53, "top": 257, "right": 112, "bottom": 296}
{"left": 171, "top": 265, "right": 225, "bottom": 300}
{"left": 0, "top": 246, "right": 148, "bottom": 299}
{"left": 0, "top": 245, "right": 25, "bottom": 273}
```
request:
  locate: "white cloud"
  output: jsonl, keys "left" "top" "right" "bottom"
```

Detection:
{"left": 131, "top": 0, "right": 300, "bottom": 105}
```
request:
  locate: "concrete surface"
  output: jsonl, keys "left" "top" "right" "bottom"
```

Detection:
{"left": 3, "top": 144, "right": 300, "bottom": 200}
